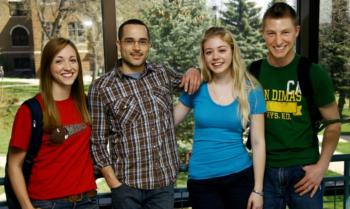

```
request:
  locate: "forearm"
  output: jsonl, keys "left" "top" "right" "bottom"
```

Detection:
{"left": 177, "top": 67, "right": 201, "bottom": 94}
{"left": 101, "top": 165, "right": 122, "bottom": 189}
{"left": 317, "top": 102, "right": 341, "bottom": 171}
{"left": 252, "top": 141, "right": 265, "bottom": 192}
{"left": 9, "top": 171, "right": 34, "bottom": 209}
{"left": 173, "top": 102, "right": 190, "bottom": 127}
{"left": 318, "top": 123, "right": 341, "bottom": 170}
{"left": 8, "top": 154, "right": 34, "bottom": 209}
{"left": 250, "top": 114, "right": 265, "bottom": 192}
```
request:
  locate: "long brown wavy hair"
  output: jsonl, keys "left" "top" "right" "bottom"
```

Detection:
{"left": 39, "top": 37, "right": 90, "bottom": 132}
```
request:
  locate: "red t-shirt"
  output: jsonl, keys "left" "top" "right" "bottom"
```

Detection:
{"left": 10, "top": 95, "right": 96, "bottom": 200}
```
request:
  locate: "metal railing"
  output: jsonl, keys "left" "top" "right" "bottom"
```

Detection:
{"left": 323, "top": 154, "right": 350, "bottom": 209}
{"left": 0, "top": 154, "right": 349, "bottom": 209}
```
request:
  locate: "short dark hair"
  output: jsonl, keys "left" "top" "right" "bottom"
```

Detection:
{"left": 118, "top": 19, "right": 150, "bottom": 40}
{"left": 262, "top": 2, "right": 298, "bottom": 29}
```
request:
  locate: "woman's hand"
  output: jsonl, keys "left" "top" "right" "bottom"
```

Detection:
{"left": 246, "top": 192, "right": 263, "bottom": 209}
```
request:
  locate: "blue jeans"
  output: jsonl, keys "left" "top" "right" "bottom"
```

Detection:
{"left": 111, "top": 183, "right": 174, "bottom": 209}
{"left": 187, "top": 166, "right": 254, "bottom": 209}
{"left": 263, "top": 166, "right": 323, "bottom": 209}
{"left": 31, "top": 196, "right": 98, "bottom": 209}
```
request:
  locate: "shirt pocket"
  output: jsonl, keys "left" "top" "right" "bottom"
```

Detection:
{"left": 152, "top": 86, "right": 172, "bottom": 112}
{"left": 112, "top": 96, "right": 140, "bottom": 127}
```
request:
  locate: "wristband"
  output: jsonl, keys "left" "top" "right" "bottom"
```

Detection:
{"left": 252, "top": 190, "right": 264, "bottom": 196}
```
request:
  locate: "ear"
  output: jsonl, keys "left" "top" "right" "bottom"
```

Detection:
{"left": 295, "top": 25, "right": 300, "bottom": 38}
{"left": 116, "top": 40, "right": 120, "bottom": 49}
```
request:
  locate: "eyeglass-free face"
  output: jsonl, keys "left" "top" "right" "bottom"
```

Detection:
{"left": 203, "top": 36, "right": 233, "bottom": 77}
{"left": 50, "top": 45, "right": 79, "bottom": 92}
{"left": 117, "top": 24, "right": 151, "bottom": 73}
{"left": 262, "top": 17, "right": 300, "bottom": 66}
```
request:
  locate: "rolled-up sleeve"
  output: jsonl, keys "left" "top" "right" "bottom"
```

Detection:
{"left": 88, "top": 83, "right": 112, "bottom": 169}
{"left": 166, "top": 66, "right": 183, "bottom": 92}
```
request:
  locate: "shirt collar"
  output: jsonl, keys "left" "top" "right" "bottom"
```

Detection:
{"left": 114, "top": 59, "right": 155, "bottom": 80}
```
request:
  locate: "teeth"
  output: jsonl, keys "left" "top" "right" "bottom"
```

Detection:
{"left": 274, "top": 45, "right": 286, "bottom": 50}
{"left": 61, "top": 73, "right": 73, "bottom": 77}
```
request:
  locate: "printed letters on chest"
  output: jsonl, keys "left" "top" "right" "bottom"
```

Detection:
{"left": 264, "top": 80, "right": 303, "bottom": 120}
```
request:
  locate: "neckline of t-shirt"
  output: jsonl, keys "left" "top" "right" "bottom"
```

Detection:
{"left": 265, "top": 54, "right": 300, "bottom": 71}
{"left": 205, "top": 83, "right": 236, "bottom": 107}
{"left": 55, "top": 96, "right": 73, "bottom": 104}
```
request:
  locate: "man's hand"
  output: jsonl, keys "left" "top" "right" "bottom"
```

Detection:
{"left": 179, "top": 67, "right": 201, "bottom": 94}
{"left": 101, "top": 166, "right": 123, "bottom": 189}
{"left": 294, "top": 164, "right": 326, "bottom": 197}
{"left": 295, "top": 102, "right": 340, "bottom": 198}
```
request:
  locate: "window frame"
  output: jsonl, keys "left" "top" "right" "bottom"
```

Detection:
{"left": 105, "top": 0, "right": 319, "bottom": 72}
{"left": 68, "top": 21, "right": 85, "bottom": 43}
{"left": 101, "top": 0, "right": 117, "bottom": 72}
{"left": 8, "top": 1, "right": 28, "bottom": 17}
{"left": 297, "top": 0, "right": 320, "bottom": 62}
{"left": 10, "top": 26, "right": 30, "bottom": 46}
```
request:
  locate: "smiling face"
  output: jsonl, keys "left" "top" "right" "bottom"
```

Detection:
{"left": 50, "top": 45, "right": 79, "bottom": 91}
{"left": 117, "top": 24, "right": 151, "bottom": 73}
{"left": 262, "top": 17, "right": 300, "bottom": 66}
{"left": 203, "top": 36, "right": 233, "bottom": 77}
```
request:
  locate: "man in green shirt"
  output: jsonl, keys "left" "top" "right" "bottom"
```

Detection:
{"left": 257, "top": 3, "right": 341, "bottom": 209}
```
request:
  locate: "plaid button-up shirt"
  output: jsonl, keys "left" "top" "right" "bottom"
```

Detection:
{"left": 88, "top": 62, "right": 182, "bottom": 189}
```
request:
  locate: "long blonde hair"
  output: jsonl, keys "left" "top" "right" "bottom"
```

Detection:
{"left": 39, "top": 37, "right": 90, "bottom": 133}
{"left": 200, "top": 27, "right": 259, "bottom": 127}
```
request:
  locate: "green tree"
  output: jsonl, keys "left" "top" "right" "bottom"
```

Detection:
{"left": 319, "top": 0, "right": 350, "bottom": 115}
{"left": 221, "top": 0, "right": 266, "bottom": 64}
{"left": 142, "top": 0, "right": 211, "bottom": 72}
{"left": 116, "top": 0, "right": 162, "bottom": 26}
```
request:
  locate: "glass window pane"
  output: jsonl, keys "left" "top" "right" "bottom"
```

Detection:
{"left": 68, "top": 22, "right": 85, "bottom": 43}
{"left": 37, "top": 1, "right": 104, "bottom": 80}
{"left": 12, "top": 27, "right": 29, "bottom": 46}
{"left": 113, "top": 0, "right": 298, "bottom": 190}
{"left": 0, "top": 0, "right": 105, "bottom": 79}
{"left": 0, "top": 0, "right": 105, "bottom": 164}
{"left": 319, "top": 0, "right": 350, "bottom": 115}
{"left": 115, "top": 0, "right": 296, "bottom": 71}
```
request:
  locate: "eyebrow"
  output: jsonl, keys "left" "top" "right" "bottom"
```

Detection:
{"left": 55, "top": 55, "right": 77, "bottom": 59}
{"left": 204, "top": 45, "right": 228, "bottom": 50}
{"left": 123, "top": 37, "right": 149, "bottom": 40}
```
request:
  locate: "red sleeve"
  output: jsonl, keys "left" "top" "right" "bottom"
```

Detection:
{"left": 10, "top": 103, "right": 32, "bottom": 151}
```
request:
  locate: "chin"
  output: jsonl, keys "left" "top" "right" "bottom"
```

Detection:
{"left": 133, "top": 62, "right": 144, "bottom": 66}
{"left": 62, "top": 82, "right": 75, "bottom": 87}
{"left": 131, "top": 63, "right": 146, "bottom": 68}
{"left": 128, "top": 58, "right": 144, "bottom": 65}
{"left": 271, "top": 53, "right": 287, "bottom": 59}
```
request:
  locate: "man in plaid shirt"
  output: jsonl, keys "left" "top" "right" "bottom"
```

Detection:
{"left": 88, "top": 19, "right": 201, "bottom": 209}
